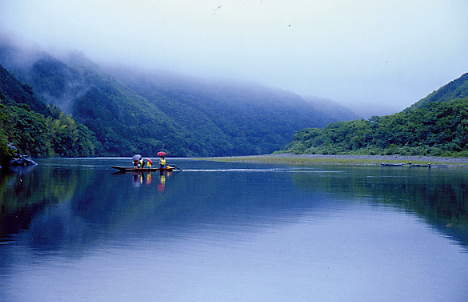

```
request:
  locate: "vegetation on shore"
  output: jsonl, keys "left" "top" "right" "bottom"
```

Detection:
{"left": 0, "top": 64, "right": 97, "bottom": 166}
{"left": 283, "top": 73, "right": 468, "bottom": 157}
{"left": 408, "top": 72, "right": 468, "bottom": 110}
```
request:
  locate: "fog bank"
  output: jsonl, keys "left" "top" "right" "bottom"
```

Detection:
{"left": 1, "top": 0, "right": 467, "bottom": 116}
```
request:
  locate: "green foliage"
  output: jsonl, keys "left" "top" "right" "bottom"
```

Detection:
{"left": 48, "top": 112, "right": 97, "bottom": 157}
{"left": 0, "top": 103, "right": 97, "bottom": 159}
{"left": 285, "top": 98, "right": 468, "bottom": 156}
{"left": 408, "top": 73, "right": 468, "bottom": 110}
{"left": 0, "top": 64, "right": 97, "bottom": 161}
{"left": 72, "top": 85, "right": 190, "bottom": 156}
{"left": 0, "top": 103, "right": 52, "bottom": 157}
{"left": 111, "top": 70, "right": 350, "bottom": 156}
{"left": 2, "top": 52, "right": 356, "bottom": 157}
{"left": 0, "top": 65, "right": 50, "bottom": 115}
{"left": 68, "top": 66, "right": 340, "bottom": 156}
{"left": 285, "top": 72, "right": 468, "bottom": 157}
{"left": 0, "top": 129, "right": 14, "bottom": 166}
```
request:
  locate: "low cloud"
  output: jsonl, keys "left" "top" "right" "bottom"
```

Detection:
{"left": 1, "top": 0, "right": 467, "bottom": 115}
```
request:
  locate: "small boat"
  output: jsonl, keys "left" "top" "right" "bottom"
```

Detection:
{"left": 409, "top": 163, "right": 431, "bottom": 168}
{"left": 380, "top": 162, "right": 431, "bottom": 168}
{"left": 112, "top": 166, "right": 177, "bottom": 172}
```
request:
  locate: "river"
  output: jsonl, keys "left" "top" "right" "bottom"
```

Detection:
{"left": 1, "top": 158, "right": 467, "bottom": 302}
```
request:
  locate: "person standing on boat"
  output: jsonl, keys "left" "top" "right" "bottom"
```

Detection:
{"left": 159, "top": 156, "right": 166, "bottom": 169}
{"left": 157, "top": 151, "right": 167, "bottom": 169}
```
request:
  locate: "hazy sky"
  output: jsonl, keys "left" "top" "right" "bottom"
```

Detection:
{"left": 1, "top": 0, "right": 467, "bottom": 115}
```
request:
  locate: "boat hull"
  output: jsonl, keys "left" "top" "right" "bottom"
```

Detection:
{"left": 112, "top": 166, "right": 175, "bottom": 172}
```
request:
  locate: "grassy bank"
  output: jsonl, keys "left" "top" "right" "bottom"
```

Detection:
{"left": 196, "top": 154, "right": 468, "bottom": 167}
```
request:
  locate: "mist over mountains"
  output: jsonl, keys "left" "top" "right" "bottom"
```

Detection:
{"left": 0, "top": 64, "right": 97, "bottom": 161}
{"left": 285, "top": 73, "right": 468, "bottom": 156}
{"left": 0, "top": 40, "right": 357, "bottom": 156}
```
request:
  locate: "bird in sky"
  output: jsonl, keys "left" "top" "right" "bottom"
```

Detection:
{"left": 213, "top": 5, "right": 223, "bottom": 14}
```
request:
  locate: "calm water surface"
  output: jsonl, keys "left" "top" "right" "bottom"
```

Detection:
{"left": 0, "top": 158, "right": 467, "bottom": 302}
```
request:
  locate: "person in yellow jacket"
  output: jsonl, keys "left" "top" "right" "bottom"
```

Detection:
{"left": 144, "top": 158, "right": 153, "bottom": 168}
{"left": 159, "top": 156, "right": 167, "bottom": 169}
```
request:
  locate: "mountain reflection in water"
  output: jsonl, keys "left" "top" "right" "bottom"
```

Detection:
{"left": 0, "top": 158, "right": 467, "bottom": 302}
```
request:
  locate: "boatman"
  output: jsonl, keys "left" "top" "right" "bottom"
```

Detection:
{"left": 159, "top": 156, "right": 166, "bottom": 169}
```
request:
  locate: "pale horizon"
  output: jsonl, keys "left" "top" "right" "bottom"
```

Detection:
{"left": 1, "top": 0, "right": 467, "bottom": 116}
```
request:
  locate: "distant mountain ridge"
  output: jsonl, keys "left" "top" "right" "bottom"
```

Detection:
{"left": 108, "top": 67, "right": 359, "bottom": 155}
{"left": 284, "top": 73, "right": 468, "bottom": 156}
{"left": 0, "top": 64, "right": 50, "bottom": 115}
{"left": 0, "top": 42, "right": 357, "bottom": 156}
{"left": 408, "top": 73, "right": 468, "bottom": 110}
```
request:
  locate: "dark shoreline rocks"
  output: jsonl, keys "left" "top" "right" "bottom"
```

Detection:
{"left": 9, "top": 155, "right": 38, "bottom": 167}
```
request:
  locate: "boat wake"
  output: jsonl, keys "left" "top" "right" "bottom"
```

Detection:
{"left": 182, "top": 168, "right": 343, "bottom": 173}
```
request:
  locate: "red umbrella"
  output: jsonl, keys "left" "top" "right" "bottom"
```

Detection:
{"left": 145, "top": 158, "right": 153, "bottom": 164}
{"left": 157, "top": 151, "right": 167, "bottom": 157}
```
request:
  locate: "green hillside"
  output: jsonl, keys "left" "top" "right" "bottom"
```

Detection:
{"left": 0, "top": 64, "right": 97, "bottom": 165}
{"left": 110, "top": 68, "right": 355, "bottom": 155}
{"left": 1, "top": 53, "right": 206, "bottom": 156}
{"left": 0, "top": 65, "right": 50, "bottom": 115}
{"left": 0, "top": 44, "right": 357, "bottom": 156}
{"left": 285, "top": 74, "right": 468, "bottom": 157}
{"left": 72, "top": 81, "right": 195, "bottom": 156}
{"left": 408, "top": 73, "right": 468, "bottom": 109}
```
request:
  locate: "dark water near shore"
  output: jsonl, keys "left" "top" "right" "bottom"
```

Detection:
{"left": 1, "top": 158, "right": 467, "bottom": 302}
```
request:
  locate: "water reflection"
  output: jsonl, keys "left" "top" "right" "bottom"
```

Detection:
{"left": 0, "top": 160, "right": 467, "bottom": 302}
{"left": 1, "top": 161, "right": 467, "bottom": 250}
{"left": 291, "top": 166, "right": 468, "bottom": 247}
{"left": 0, "top": 165, "right": 95, "bottom": 240}
{"left": 120, "top": 170, "right": 174, "bottom": 191}
{"left": 1, "top": 163, "right": 467, "bottom": 252}
{"left": 0, "top": 161, "right": 330, "bottom": 253}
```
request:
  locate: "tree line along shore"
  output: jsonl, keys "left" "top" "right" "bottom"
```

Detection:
{"left": 0, "top": 41, "right": 466, "bottom": 166}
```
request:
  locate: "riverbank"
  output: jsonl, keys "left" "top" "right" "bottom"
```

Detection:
{"left": 199, "top": 153, "right": 468, "bottom": 167}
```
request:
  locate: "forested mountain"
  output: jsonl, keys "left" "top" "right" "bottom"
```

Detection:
{"left": 285, "top": 73, "right": 468, "bottom": 156}
{"left": 408, "top": 73, "right": 468, "bottom": 110}
{"left": 108, "top": 67, "right": 358, "bottom": 155}
{"left": 0, "top": 64, "right": 97, "bottom": 165}
{"left": 0, "top": 42, "right": 356, "bottom": 156}
{"left": 0, "top": 65, "right": 50, "bottom": 115}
